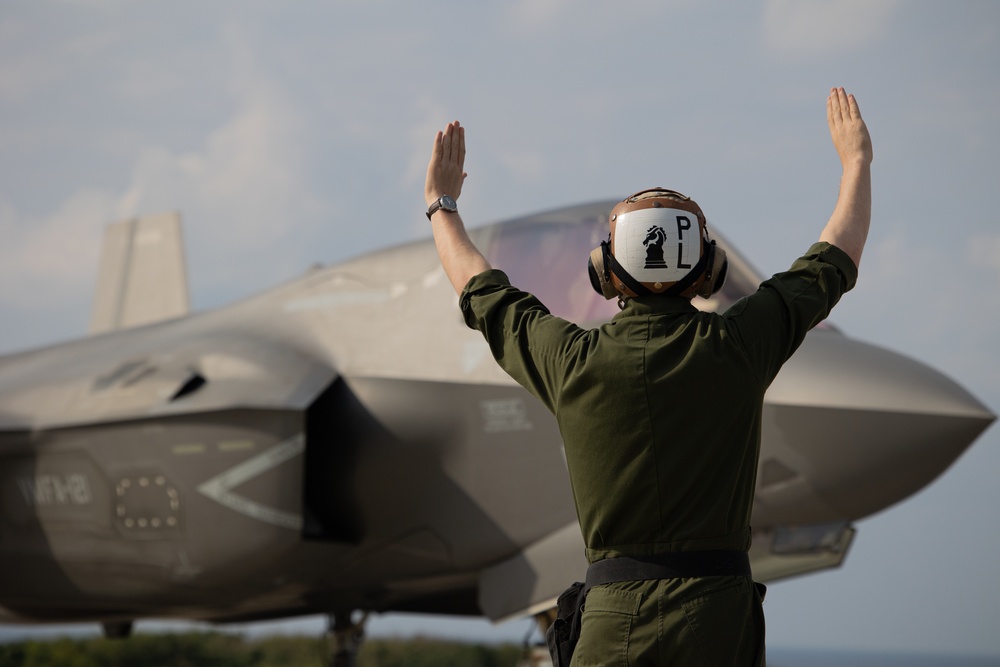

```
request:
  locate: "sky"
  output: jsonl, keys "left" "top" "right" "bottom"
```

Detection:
{"left": 0, "top": 0, "right": 998, "bottom": 658}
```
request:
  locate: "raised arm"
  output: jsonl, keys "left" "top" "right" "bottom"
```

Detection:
{"left": 819, "top": 87, "right": 873, "bottom": 269}
{"left": 424, "top": 120, "right": 492, "bottom": 295}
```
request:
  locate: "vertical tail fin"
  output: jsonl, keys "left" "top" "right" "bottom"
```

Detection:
{"left": 89, "top": 212, "right": 190, "bottom": 334}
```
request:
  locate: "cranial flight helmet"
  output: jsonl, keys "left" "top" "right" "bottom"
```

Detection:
{"left": 588, "top": 188, "right": 728, "bottom": 302}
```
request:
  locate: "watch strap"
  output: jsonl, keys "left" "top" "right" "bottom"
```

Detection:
{"left": 426, "top": 196, "right": 457, "bottom": 220}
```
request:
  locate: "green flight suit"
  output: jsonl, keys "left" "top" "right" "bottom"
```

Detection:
{"left": 460, "top": 242, "right": 857, "bottom": 666}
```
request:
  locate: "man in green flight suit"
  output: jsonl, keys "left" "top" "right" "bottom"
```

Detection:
{"left": 423, "top": 88, "right": 873, "bottom": 666}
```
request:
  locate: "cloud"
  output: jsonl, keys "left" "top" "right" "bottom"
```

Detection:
{"left": 118, "top": 76, "right": 309, "bottom": 246}
{"left": 505, "top": 0, "right": 688, "bottom": 33}
{"left": 0, "top": 22, "right": 331, "bottom": 328}
{"left": 761, "top": 0, "right": 902, "bottom": 58}
{"left": 839, "top": 225, "right": 1000, "bottom": 397}
{"left": 509, "top": 0, "right": 572, "bottom": 27}
{"left": 968, "top": 232, "right": 1000, "bottom": 272}
{"left": 113, "top": 29, "right": 330, "bottom": 290}
{"left": 0, "top": 190, "right": 114, "bottom": 312}
{"left": 0, "top": 29, "right": 60, "bottom": 102}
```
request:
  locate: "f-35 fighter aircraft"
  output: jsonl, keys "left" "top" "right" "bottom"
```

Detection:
{"left": 0, "top": 202, "right": 993, "bottom": 654}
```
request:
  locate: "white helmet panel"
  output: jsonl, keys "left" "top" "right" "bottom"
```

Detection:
{"left": 613, "top": 207, "right": 702, "bottom": 286}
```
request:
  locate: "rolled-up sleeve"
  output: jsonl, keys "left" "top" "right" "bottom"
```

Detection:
{"left": 460, "top": 269, "right": 586, "bottom": 413}
{"left": 724, "top": 242, "right": 858, "bottom": 385}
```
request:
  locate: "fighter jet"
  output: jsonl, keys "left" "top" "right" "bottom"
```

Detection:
{"left": 0, "top": 202, "right": 993, "bottom": 657}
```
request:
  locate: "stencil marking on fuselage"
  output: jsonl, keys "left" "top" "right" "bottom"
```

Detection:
{"left": 196, "top": 434, "right": 304, "bottom": 530}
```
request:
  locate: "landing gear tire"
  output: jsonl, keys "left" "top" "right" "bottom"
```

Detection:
{"left": 325, "top": 610, "right": 369, "bottom": 667}
{"left": 101, "top": 620, "right": 133, "bottom": 639}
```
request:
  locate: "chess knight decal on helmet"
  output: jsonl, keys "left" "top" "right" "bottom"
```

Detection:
{"left": 588, "top": 188, "right": 729, "bottom": 303}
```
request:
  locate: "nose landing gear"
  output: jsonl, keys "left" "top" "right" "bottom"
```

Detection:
{"left": 324, "top": 610, "right": 369, "bottom": 667}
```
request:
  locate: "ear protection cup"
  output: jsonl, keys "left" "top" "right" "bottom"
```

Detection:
{"left": 588, "top": 243, "right": 619, "bottom": 300}
{"left": 695, "top": 241, "right": 729, "bottom": 299}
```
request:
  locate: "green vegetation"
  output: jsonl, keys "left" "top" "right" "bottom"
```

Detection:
{"left": 0, "top": 633, "right": 529, "bottom": 667}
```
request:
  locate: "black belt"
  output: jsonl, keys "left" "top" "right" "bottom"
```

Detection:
{"left": 547, "top": 551, "right": 752, "bottom": 667}
{"left": 585, "top": 550, "right": 751, "bottom": 590}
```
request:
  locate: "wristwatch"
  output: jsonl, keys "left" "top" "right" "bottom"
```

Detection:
{"left": 426, "top": 195, "right": 458, "bottom": 220}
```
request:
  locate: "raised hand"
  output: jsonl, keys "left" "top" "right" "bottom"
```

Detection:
{"left": 425, "top": 120, "right": 468, "bottom": 207}
{"left": 827, "top": 87, "right": 873, "bottom": 168}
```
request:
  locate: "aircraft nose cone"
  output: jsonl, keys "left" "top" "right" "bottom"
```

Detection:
{"left": 759, "top": 330, "right": 995, "bottom": 523}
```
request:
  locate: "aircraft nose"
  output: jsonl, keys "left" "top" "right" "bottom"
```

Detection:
{"left": 757, "top": 330, "right": 995, "bottom": 524}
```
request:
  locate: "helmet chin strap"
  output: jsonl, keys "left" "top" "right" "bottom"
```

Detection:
{"left": 604, "top": 238, "right": 711, "bottom": 301}
{"left": 602, "top": 240, "right": 653, "bottom": 298}
{"left": 662, "top": 242, "right": 711, "bottom": 297}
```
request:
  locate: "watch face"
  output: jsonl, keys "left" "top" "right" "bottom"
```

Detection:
{"left": 440, "top": 195, "right": 457, "bottom": 211}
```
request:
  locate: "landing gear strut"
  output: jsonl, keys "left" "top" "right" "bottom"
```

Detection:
{"left": 517, "top": 609, "right": 556, "bottom": 667}
{"left": 101, "top": 620, "right": 133, "bottom": 639}
{"left": 325, "top": 610, "right": 369, "bottom": 667}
